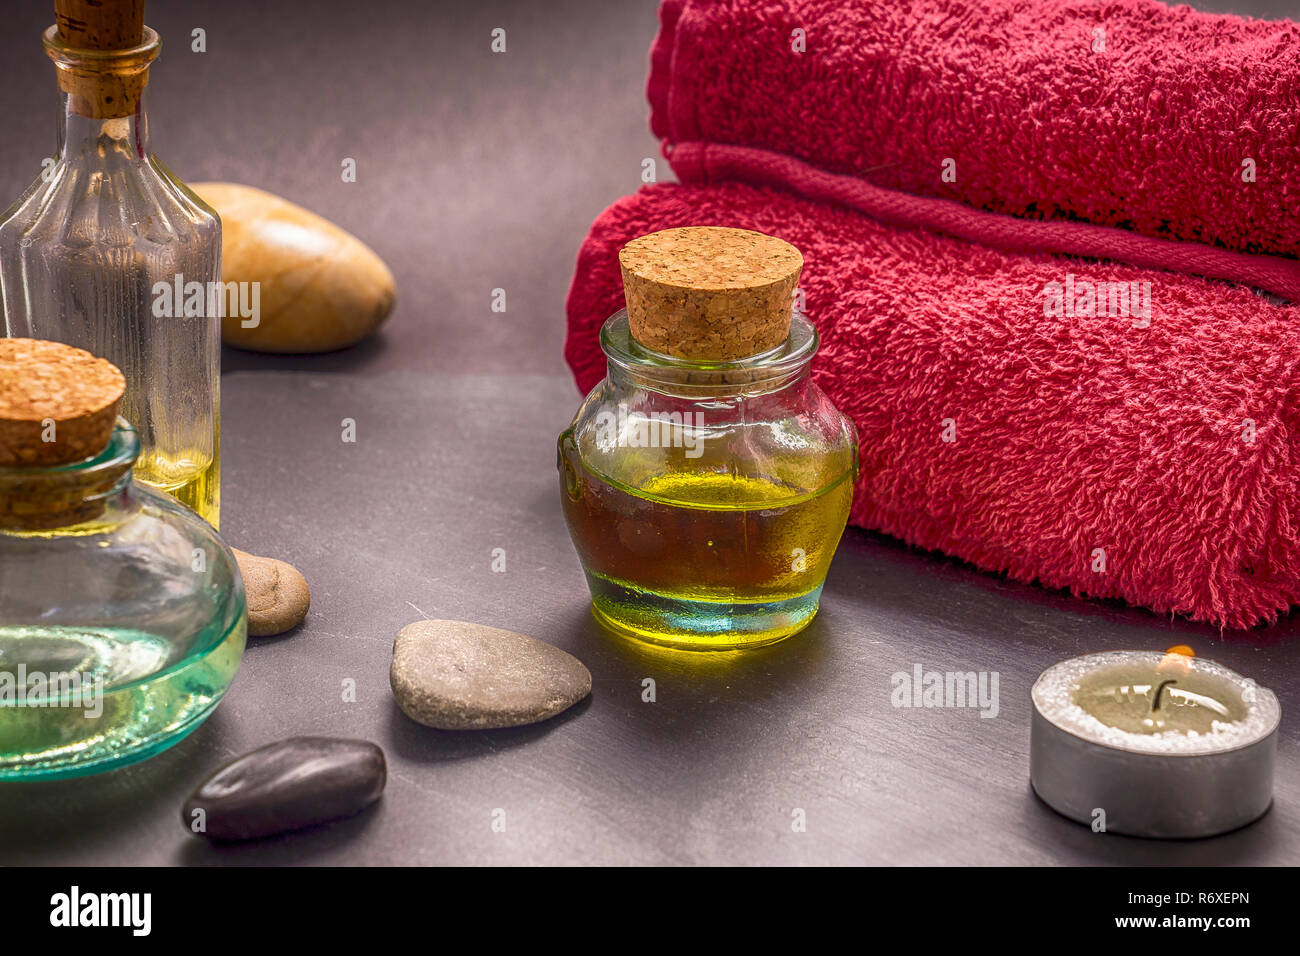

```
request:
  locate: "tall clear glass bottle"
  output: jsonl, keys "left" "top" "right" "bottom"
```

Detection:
{"left": 0, "top": 18, "right": 221, "bottom": 525}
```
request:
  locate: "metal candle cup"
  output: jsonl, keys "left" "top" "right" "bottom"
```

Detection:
{"left": 1030, "top": 651, "right": 1281, "bottom": 839}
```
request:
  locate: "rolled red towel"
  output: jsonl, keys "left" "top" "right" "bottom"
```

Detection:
{"left": 564, "top": 182, "right": 1300, "bottom": 630}
{"left": 649, "top": 0, "right": 1300, "bottom": 270}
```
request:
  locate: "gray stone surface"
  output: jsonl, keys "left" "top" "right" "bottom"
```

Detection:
{"left": 391, "top": 619, "right": 593, "bottom": 729}
{"left": 0, "top": 370, "right": 1295, "bottom": 865}
{"left": 0, "top": 0, "right": 1293, "bottom": 865}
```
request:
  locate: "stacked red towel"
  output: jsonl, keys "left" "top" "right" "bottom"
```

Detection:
{"left": 565, "top": 0, "right": 1300, "bottom": 630}
{"left": 650, "top": 0, "right": 1300, "bottom": 260}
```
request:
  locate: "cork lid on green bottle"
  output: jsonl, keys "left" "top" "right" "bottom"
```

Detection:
{"left": 0, "top": 338, "right": 125, "bottom": 467}
{"left": 618, "top": 226, "right": 803, "bottom": 362}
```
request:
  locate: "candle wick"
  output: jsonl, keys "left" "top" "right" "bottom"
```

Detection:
{"left": 1152, "top": 679, "right": 1177, "bottom": 712}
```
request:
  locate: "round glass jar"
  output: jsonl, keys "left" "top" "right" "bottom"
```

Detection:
{"left": 0, "top": 420, "right": 246, "bottom": 779}
{"left": 559, "top": 310, "right": 858, "bottom": 651}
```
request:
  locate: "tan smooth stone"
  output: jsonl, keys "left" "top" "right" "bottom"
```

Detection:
{"left": 233, "top": 548, "right": 311, "bottom": 637}
{"left": 194, "top": 182, "right": 396, "bottom": 353}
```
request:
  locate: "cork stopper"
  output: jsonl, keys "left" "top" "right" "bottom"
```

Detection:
{"left": 55, "top": 0, "right": 145, "bottom": 50}
{"left": 618, "top": 227, "right": 803, "bottom": 362}
{"left": 0, "top": 338, "right": 125, "bottom": 467}
{"left": 45, "top": 1, "right": 157, "bottom": 120}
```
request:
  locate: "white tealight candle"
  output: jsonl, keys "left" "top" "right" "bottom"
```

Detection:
{"left": 1031, "top": 649, "right": 1281, "bottom": 838}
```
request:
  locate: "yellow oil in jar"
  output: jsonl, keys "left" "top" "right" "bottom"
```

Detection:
{"left": 560, "top": 439, "right": 853, "bottom": 650}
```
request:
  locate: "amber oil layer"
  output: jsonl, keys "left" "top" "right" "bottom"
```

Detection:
{"left": 560, "top": 436, "right": 853, "bottom": 650}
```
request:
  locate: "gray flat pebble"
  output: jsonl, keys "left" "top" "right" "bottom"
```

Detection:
{"left": 390, "top": 619, "right": 592, "bottom": 730}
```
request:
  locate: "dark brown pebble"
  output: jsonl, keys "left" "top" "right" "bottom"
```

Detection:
{"left": 183, "top": 737, "right": 385, "bottom": 841}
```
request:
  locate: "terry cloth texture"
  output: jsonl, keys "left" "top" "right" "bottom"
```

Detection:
{"left": 649, "top": 0, "right": 1300, "bottom": 261}
{"left": 565, "top": 0, "right": 1300, "bottom": 629}
{"left": 565, "top": 181, "right": 1300, "bottom": 630}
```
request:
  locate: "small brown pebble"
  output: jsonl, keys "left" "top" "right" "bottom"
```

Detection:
{"left": 0, "top": 338, "right": 125, "bottom": 467}
{"left": 233, "top": 548, "right": 310, "bottom": 636}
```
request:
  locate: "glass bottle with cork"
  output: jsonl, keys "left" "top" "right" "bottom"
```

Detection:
{"left": 0, "top": 0, "right": 222, "bottom": 525}
{"left": 558, "top": 226, "right": 858, "bottom": 650}
{"left": 0, "top": 338, "right": 245, "bottom": 779}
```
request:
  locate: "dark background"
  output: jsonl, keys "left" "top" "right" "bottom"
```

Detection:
{"left": 0, "top": 0, "right": 1296, "bottom": 865}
